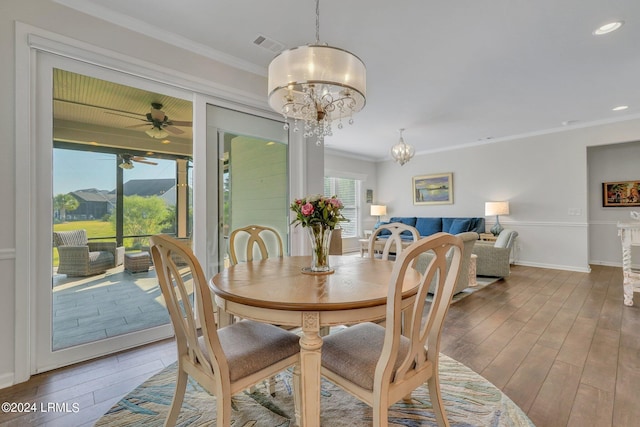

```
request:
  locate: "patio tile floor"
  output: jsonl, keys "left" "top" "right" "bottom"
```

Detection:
{"left": 52, "top": 266, "right": 171, "bottom": 350}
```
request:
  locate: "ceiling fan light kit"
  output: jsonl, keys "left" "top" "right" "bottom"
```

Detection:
{"left": 145, "top": 127, "right": 170, "bottom": 139}
{"left": 267, "top": 0, "right": 366, "bottom": 145}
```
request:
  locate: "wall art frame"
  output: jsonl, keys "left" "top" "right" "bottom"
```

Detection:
{"left": 603, "top": 180, "right": 640, "bottom": 207}
{"left": 413, "top": 173, "right": 453, "bottom": 205}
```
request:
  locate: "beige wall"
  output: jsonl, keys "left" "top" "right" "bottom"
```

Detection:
{"left": 374, "top": 119, "right": 640, "bottom": 271}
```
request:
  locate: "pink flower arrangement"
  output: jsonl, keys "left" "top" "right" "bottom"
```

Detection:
{"left": 290, "top": 194, "right": 348, "bottom": 230}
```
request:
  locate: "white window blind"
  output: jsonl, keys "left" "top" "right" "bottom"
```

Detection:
{"left": 324, "top": 176, "right": 360, "bottom": 238}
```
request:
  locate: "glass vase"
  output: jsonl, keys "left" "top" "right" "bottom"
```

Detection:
{"left": 306, "top": 224, "right": 333, "bottom": 273}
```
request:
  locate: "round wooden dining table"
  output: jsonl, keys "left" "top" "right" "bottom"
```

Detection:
{"left": 209, "top": 255, "right": 421, "bottom": 427}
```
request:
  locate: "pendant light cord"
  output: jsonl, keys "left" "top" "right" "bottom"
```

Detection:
{"left": 315, "top": 0, "right": 320, "bottom": 44}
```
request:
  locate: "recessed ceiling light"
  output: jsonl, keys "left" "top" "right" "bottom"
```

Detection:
{"left": 593, "top": 21, "right": 624, "bottom": 35}
{"left": 612, "top": 105, "right": 629, "bottom": 111}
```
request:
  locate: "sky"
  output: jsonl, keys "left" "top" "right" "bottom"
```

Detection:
{"left": 53, "top": 149, "right": 176, "bottom": 195}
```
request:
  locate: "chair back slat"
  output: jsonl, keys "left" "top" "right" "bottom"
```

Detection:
{"left": 377, "top": 232, "right": 463, "bottom": 385}
{"left": 150, "top": 235, "right": 227, "bottom": 379}
{"left": 369, "top": 223, "right": 420, "bottom": 260}
{"left": 229, "top": 225, "right": 284, "bottom": 265}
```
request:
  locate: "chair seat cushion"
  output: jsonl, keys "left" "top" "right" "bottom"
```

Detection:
{"left": 201, "top": 320, "right": 300, "bottom": 382}
{"left": 88, "top": 251, "right": 115, "bottom": 272}
{"left": 321, "top": 322, "right": 418, "bottom": 391}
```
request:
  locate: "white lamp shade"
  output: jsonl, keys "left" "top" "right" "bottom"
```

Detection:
{"left": 485, "top": 201, "right": 510, "bottom": 216}
{"left": 370, "top": 205, "right": 387, "bottom": 216}
{"left": 268, "top": 45, "right": 366, "bottom": 120}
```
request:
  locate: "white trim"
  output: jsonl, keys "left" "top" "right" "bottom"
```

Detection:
{"left": 0, "top": 249, "right": 16, "bottom": 260}
{"left": 513, "top": 261, "right": 591, "bottom": 273}
{"left": 485, "top": 220, "right": 589, "bottom": 228}
{"left": 14, "top": 21, "right": 35, "bottom": 386}
{"left": 0, "top": 373, "right": 15, "bottom": 390}
{"left": 52, "top": 0, "right": 267, "bottom": 77}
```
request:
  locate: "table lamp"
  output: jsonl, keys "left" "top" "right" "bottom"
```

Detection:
{"left": 485, "top": 201, "right": 509, "bottom": 236}
{"left": 370, "top": 205, "right": 387, "bottom": 227}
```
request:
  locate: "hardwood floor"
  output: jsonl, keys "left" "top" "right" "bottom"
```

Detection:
{"left": 441, "top": 264, "right": 640, "bottom": 427}
{"left": 0, "top": 339, "right": 177, "bottom": 426}
{"left": 0, "top": 264, "right": 638, "bottom": 426}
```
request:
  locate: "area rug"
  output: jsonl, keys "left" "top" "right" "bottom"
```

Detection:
{"left": 95, "top": 353, "right": 534, "bottom": 427}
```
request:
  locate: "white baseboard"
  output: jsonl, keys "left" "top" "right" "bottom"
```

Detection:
{"left": 513, "top": 261, "right": 591, "bottom": 273}
{"left": 0, "top": 372, "right": 15, "bottom": 390}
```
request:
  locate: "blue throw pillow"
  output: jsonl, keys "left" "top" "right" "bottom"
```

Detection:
{"left": 448, "top": 218, "right": 472, "bottom": 234}
{"left": 374, "top": 221, "right": 391, "bottom": 235}
{"left": 389, "top": 217, "right": 417, "bottom": 227}
{"left": 415, "top": 217, "right": 442, "bottom": 237}
{"left": 389, "top": 217, "right": 417, "bottom": 237}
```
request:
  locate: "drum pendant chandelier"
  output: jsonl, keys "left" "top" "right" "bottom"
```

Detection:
{"left": 267, "top": 0, "right": 366, "bottom": 145}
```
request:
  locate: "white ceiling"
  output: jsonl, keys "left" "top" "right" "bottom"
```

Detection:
{"left": 54, "top": 0, "right": 640, "bottom": 160}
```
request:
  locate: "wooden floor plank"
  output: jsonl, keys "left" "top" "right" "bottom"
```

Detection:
{"left": 527, "top": 360, "right": 582, "bottom": 427}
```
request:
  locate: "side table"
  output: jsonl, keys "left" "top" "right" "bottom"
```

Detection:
{"left": 479, "top": 233, "right": 498, "bottom": 242}
{"left": 468, "top": 253, "right": 478, "bottom": 287}
{"left": 358, "top": 238, "right": 370, "bottom": 257}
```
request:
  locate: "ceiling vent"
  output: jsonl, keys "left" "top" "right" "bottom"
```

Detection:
{"left": 253, "top": 34, "right": 286, "bottom": 54}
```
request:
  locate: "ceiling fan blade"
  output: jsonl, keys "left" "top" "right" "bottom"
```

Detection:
{"left": 164, "top": 125, "right": 185, "bottom": 135}
{"left": 134, "top": 159, "right": 158, "bottom": 165}
{"left": 105, "top": 111, "right": 147, "bottom": 121}
{"left": 168, "top": 120, "right": 193, "bottom": 127}
{"left": 126, "top": 123, "right": 152, "bottom": 129}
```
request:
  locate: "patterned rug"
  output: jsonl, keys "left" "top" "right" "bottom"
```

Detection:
{"left": 95, "top": 354, "right": 534, "bottom": 427}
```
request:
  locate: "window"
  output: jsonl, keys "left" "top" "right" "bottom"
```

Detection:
{"left": 324, "top": 176, "right": 360, "bottom": 238}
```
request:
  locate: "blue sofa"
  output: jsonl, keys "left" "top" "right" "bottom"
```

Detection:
{"left": 376, "top": 216, "right": 485, "bottom": 238}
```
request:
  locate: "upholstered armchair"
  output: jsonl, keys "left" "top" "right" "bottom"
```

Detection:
{"left": 413, "top": 231, "right": 478, "bottom": 295}
{"left": 473, "top": 229, "right": 518, "bottom": 277}
{"left": 53, "top": 229, "right": 124, "bottom": 277}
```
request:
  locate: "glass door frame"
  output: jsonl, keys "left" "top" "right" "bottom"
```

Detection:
{"left": 33, "top": 52, "right": 192, "bottom": 373}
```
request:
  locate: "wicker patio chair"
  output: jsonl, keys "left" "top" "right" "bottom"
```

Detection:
{"left": 53, "top": 229, "right": 123, "bottom": 277}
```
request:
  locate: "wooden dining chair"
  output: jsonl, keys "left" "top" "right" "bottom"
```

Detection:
{"left": 228, "top": 224, "right": 283, "bottom": 265}
{"left": 227, "top": 224, "right": 291, "bottom": 394}
{"left": 321, "top": 232, "right": 463, "bottom": 427}
{"left": 149, "top": 234, "right": 300, "bottom": 427}
{"left": 368, "top": 222, "right": 420, "bottom": 260}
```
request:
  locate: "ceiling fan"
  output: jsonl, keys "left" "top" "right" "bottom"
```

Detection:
{"left": 108, "top": 102, "right": 192, "bottom": 139}
{"left": 119, "top": 154, "right": 158, "bottom": 169}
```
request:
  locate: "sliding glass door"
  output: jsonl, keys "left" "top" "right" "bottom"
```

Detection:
{"left": 205, "top": 105, "right": 289, "bottom": 275}
{"left": 36, "top": 53, "right": 193, "bottom": 371}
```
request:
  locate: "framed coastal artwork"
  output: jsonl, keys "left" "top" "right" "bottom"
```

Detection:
{"left": 413, "top": 173, "right": 453, "bottom": 205}
{"left": 602, "top": 180, "right": 640, "bottom": 207}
